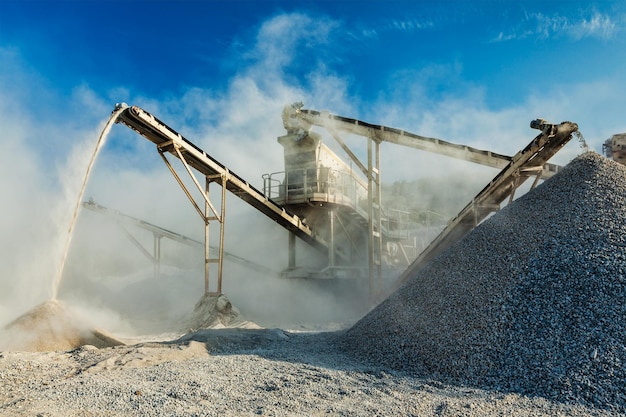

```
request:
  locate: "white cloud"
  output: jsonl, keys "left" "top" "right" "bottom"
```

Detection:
{"left": 245, "top": 12, "right": 338, "bottom": 76}
{"left": 492, "top": 10, "right": 621, "bottom": 42}
{"left": 357, "top": 17, "right": 434, "bottom": 40}
{"left": 572, "top": 12, "right": 618, "bottom": 40}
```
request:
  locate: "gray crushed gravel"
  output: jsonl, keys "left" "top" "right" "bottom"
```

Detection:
{"left": 341, "top": 152, "right": 626, "bottom": 414}
{"left": 0, "top": 330, "right": 619, "bottom": 417}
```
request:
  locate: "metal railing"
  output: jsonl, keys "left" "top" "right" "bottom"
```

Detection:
{"left": 262, "top": 167, "right": 415, "bottom": 240}
{"left": 262, "top": 167, "right": 367, "bottom": 206}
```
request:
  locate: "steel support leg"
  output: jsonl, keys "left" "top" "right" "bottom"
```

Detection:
{"left": 288, "top": 232, "right": 296, "bottom": 269}
{"left": 328, "top": 209, "right": 336, "bottom": 268}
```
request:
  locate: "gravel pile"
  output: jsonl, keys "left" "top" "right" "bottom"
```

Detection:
{"left": 0, "top": 299, "right": 123, "bottom": 352}
{"left": 341, "top": 151, "right": 626, "bottom": 412}
{"left": 184, "top": 294, "right": 256, "bottom": 331}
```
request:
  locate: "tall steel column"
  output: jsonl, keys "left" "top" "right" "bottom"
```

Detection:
{"left": 204, "top": 173, "right": 227, "bottom": 295}
{"left": 288, "top": 232, "right": 296, "bottom": 268}
{"left": 328, "top": 209, "right": 336, "bottom": 268}
{"left": 367, "top": 137, "right": 382, "bottom": 300}
{"left": 204, "top": 177, "right": 211, "bottom": 295}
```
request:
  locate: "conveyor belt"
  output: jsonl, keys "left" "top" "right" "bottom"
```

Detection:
{"left": 115, "top": 104, "right": 327, "bottom": 252}
{"left": 292, "top": 108, "right": 562, "bottom": 179}
{"left": 82, "top": 199, "right": 278, "bottom": 276}
{"left": 395, "top": 120, "right": 579, "bottom": 285}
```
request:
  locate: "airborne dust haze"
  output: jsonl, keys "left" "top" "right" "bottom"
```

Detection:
{"left": 0, "top": 13, "right": 607, "bottom": 346}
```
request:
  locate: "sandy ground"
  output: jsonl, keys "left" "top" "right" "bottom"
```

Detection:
{"left": 0, "top": 326, "right": 621, "bottom": 417}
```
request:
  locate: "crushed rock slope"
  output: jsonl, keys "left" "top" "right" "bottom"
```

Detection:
{"left": 341, "top": 152, "right": 626, "bottom": 412}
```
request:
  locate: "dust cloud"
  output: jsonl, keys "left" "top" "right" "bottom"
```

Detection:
{"left": 0, "top": 12, "right": 614, "bottom": 347}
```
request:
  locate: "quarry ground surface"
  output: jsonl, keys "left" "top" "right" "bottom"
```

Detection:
{"left": 0, "top": 328, "right": 621, "bottom": 417}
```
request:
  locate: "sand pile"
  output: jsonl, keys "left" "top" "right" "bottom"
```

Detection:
{"left": 341, "top": 152, "right": 626, "bottom": 412}
{"left": 0, "top": 299, "right": 124, "bottom": 351}
{"left": 184, "top": 293, "right": 258, "bottom": 330}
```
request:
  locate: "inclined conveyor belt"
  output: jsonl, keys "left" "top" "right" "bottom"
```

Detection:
{"left": 82, "top": 199, "right": 278, "bottom": 276}
{"left": 115, "top": 105, "right": 327, "bottom": 252}
{"left": 296, "top": 109, "right": 562, "bottom": 179}
{"left": 395, "top": 119, "right": 579, "bottom": 286}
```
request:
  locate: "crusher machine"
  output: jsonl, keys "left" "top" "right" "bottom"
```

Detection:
{"left": 112, "top": 103, "right": 578, "bottom": 300}
{"left": 603, "top": 133, "right": 626, "bottom": 165}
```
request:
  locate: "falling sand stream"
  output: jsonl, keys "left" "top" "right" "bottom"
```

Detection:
{"left": 51, "top": 105, "right": 127, "bottom": 299}
{"left": 0, "top": 105, "right": 128, "bottom": 351}
{"left": 3, "top": 103, "right": 240, "bottom": 351}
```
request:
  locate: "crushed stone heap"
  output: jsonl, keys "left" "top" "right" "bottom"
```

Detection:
{"left": 341, "top": 152, "right": 626, "bottom": 412}
{"left": 1, "top": 299, "right": 123, "bottom": 352}
{"left": 184, "top": 293, "right": 255, "bottom": 331}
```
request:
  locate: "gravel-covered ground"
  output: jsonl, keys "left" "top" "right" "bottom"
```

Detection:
{"left": 0, "top": 329, "right": 620, "bottom": 416}
{"left": 1, "top": 152, "right": 624, "bottom": 416}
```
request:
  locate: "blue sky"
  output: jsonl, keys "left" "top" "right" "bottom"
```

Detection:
{"left": 3, "top": 0, "right": 625, "bottom": 111}
{"left": 1, "top": 1, "right": 626, "bottom": 311}
{"left": 3, "top": 0, "right": 624, "bottom": 193}
{"left": 2, "top": 1, "right": 625, "bottom": 143}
